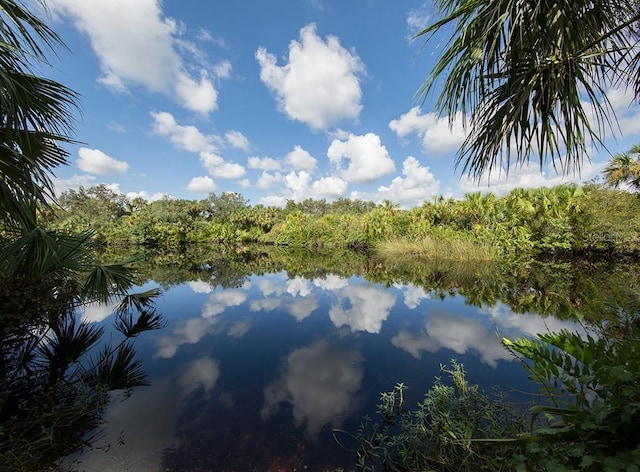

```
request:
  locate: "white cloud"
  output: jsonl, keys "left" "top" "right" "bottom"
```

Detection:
{"left": 284, "top": 171, "right": 348, "bottom": 200}
{"left": 49, "top": 0, "right": 220, "bottom": 114}
{"left": 76, "top": 147, "right": 129, "bottom": 175}
{"left": 376, "top": 156, "right": 439, "bottom": 207}
{"left": 286, "top": 277, "right": 313, "bottom": 297}
{"left": 225, "top": 130, "right": 250, "bottom": 151}
{"left": 175, "top": 71, "right": 218, "bottom": 115}
{"left": 248, "top": 156, "right": 281, "bottom": 171}
{"left": 329, "top": 284, "right": 397, "bottom": 334}
{"left": 249, "top": 298, "right": 283, "bottom": 312}
{"left": 458, "top": 159, "right": 606, "bottom": 196}
{"left": 389, "top": 107, "right": 467, "bottom": 155}
{"left": 286, "top": 145, "right": 317, "bottom": 171}
{"left": 150, "top": 112, "right": 246, "bottom": 180}
{"left": 327, "top": 133, "right": 396, "bottom": 183}
{"left": 187, "top": 176, "right": 216, "bottom": 193}
{"left": 256, "top": 23, "right": 364, "bottom": 131}
{"left": 151, "top": 111, "right": 217, "bottom": 153}
{"left": 126, "top": 190, "right": 168, "bottom": 202}
{"left": 256, "top": 171, "right": 284, "bottom": 189}
{"left": 406, "top": 3, "right": 432, "bottom": 38}
{"left": 200, "top": 152, "right": 246, "bottom": 179}
{"left": 53, "top": 174, "right": 97, "bottom": 195}
{"left": 214, "top": 60, "right": 232, "bottom": 79}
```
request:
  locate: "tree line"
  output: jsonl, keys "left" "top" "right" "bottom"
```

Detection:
{"left": 44, "top": 180, "right": 640, "bottom": 258}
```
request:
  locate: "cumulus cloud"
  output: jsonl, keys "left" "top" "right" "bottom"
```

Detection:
{"left": 327, "top": 133, "right": 396, "bottom": 183}
{"left": 225, "top": 130, "right": 251, "bottom": 151}
{"left": 284, "top": 171, "right": 348, "bottom": 200}
{"left": 49, "top": 0, "right": 223, "bottom": 114}
{"left": 248, "top": 156, "right": 281, "bottom": 171}
{"left": 256, "top": 23, "right": 364, "bottom": 131}
{"left": 126, "top": 190, "right": 168, "bottom": 202}
{"left": 151, "top": 111, "right": 246, "bottom": 179}
{"left": 187, "top": 175, "right": 216, "bottom": 193}
{"left": 151, "top": 111, "right": 218, "bottom": 153}
{"left": 53, "top": 174, "right": 97, "bottom": 195}
{"left": 256, "top": 171, "right": 284, "bottom": 189}
{"left": 458, "top": 159, "right": 606, "bottom": 196}
{"left": 286, "top": 145, "right": 317, "bottom": 171}
{"left": 76, "top": 147, "right": 129, "bottom": 175}
{"left": 376, "top": 156, "right": 439, "bottom": 207}
{"left": 389, "top": 107, "right": 467, "bottom": 155}
{"left": 261, "top": 339, "right": 363, "bottom": 437}
{"left": 395, "top": 284, "right": 429, "bottom": 310}
{"left": 200, "top": 152, "right": 246, "bottom": 179}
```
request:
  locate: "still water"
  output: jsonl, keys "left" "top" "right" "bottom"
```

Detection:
{"left": 71, "top": 269, "right": 579, "bottom": 471}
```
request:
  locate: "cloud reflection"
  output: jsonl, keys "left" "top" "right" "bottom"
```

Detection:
{"left": 261, "top": 339, "right": 363, "bottom": 437}
{"left": 156, "top": 289, "right": 248, "bottom": 358}
{"left": 329, "top": 284, "right": 396, "bottom": 333}
{"left": 69, "top": 355, "right": 221, "bottom": 471}
{"left": 81, "top": 300, "right": 119, "bottom": 323}
{"left": 392, "top": 304, "right": 581, "bottom": 367}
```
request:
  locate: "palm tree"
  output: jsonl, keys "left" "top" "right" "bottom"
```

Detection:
{"left": 1, "top": 0, "right": 79, "bottom": 228}
{"left": 0, "top": 2, "right": 164, "bottom": 468}
{"left": 603, "top": 144, "right": 640, "bottom": 190}
{"left": 416, "top": 0, "right": 640, "bottom": 179}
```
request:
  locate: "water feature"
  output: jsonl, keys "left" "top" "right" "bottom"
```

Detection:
{"left": 67, "top": 248, "right": 593, "bottom": 471}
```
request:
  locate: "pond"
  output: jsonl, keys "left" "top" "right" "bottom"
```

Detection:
{"left": 67, "top": 249, "right": 591, "bottom": 471}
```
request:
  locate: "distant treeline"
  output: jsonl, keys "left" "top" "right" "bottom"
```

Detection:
{"left": 42, "top": 183, "right": 640, "bottom": 257}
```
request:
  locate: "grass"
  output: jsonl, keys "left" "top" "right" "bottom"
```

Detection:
{"left": 376, "top": 233, "right": 498, "bottom": 262}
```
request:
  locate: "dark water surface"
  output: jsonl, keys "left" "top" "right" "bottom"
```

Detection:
{"left": 68, "top": 267, "right": 581, "bottom": 472}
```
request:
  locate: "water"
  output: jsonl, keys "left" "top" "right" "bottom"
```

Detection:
{"left": 68, "top": 268, "right": 581, "bottom": 472}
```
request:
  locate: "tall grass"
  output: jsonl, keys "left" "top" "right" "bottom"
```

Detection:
{"left": 376, "top": 233, "right": 497, "bottom": 262}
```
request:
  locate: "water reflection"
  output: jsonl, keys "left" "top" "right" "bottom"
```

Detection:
{"left": 329, "top": 282, "right": 397, "bottom": 333}
{"left": 72, "top": 268, "right": 591, "bottom": 471}
{"left": 262, "top": 339, "right": 363, "bottom": 437}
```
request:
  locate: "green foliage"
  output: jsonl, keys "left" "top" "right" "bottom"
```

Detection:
{"left": 573, "top": 185, "right": 640, "bottom": 254}
{"left": 353, "top": 361, "right": 524, "bottom": 471}
{"left": 416, "top": 0, "right": 640, "bottom": 178}
{"left": 503, "top": 322, "right": 640, "bottom": 470}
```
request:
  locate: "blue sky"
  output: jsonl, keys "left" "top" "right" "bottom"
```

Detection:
{"left": 36, "top": 0, "right": 640, "bottom": 207}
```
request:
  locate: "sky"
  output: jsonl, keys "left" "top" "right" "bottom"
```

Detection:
{"left": 32, "top": 0, "right": 640, "bottom": 207}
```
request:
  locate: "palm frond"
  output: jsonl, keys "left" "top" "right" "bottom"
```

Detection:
{"left": 415, "top": 0, "right": 639, "bottom": 178}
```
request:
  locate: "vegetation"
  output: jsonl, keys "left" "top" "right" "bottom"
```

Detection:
{"left": 0, "top": 2, "right": 163, "bottom": 470}
{"left": 44, "top": 181, "right": 640, "bottom": 259}
{"left": 352, "top": 361, "right": 525, "bottom": 471}
{"left": 416, "top": 0, "right": 640, "bottom": 178}
{"left": 604, "top": 143, "right": 640, "bottom": 191}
